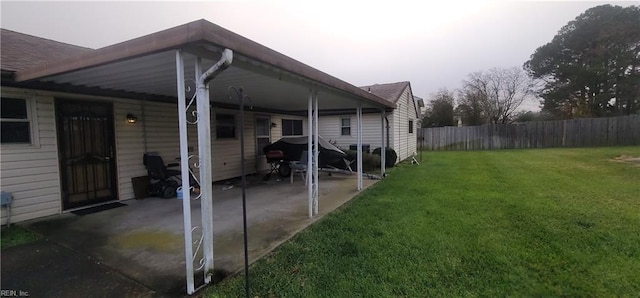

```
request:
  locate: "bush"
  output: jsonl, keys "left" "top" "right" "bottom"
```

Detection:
{"left": 372, "top": 147, "right": 397, "bottom": 167}
{"left": 344, "top": 150, "right": 381, "bottom": 172}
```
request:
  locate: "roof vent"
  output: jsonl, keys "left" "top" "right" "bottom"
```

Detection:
{"left": 368, "top": 87, "right": 371, "bottom": 93}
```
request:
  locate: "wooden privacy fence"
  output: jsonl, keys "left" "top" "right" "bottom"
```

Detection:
{"left": 418, "top": 114, "right": 640, "bottom": 151}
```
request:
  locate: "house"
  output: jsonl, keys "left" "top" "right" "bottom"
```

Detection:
{"left": 317, "top": 81, "right": 420, "bottom": 163}
{"left": 1, "top": 20, "right": 400, "bottom": 293}
{"left": 0, "top": 20, "right": 395, "bottom": 225}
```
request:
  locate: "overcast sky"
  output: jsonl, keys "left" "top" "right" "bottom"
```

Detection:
{"left": 1, "top": 1, "right": 636, "bottom": 111}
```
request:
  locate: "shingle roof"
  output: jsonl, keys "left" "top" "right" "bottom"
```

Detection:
{"left": 359, "top": 81, "right": 410, "bottom": 104}
{"left": 1, "top": 29, "right": 93, "bottom": 72}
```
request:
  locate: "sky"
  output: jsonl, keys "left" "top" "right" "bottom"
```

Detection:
{"left": 1, "top": 1, "right": 636, "bottom": 111}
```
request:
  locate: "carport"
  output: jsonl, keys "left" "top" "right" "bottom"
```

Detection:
{"left": 22, "top": 174, "right": 377, "bottom": 296}
{"left": 14, "top": 19, "right": 394, "bottom": 294}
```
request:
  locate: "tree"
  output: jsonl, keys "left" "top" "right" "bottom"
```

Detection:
{"left": 524, "top": 5, "right": 640, "bottom": 119}
{"left": 512, "top": 110, "right": 555, "bottom": 122}
{"left": 456, "top": 87, "right": 486, "bottom": 126}
{"left": 422, "top": 88, "right": 455, "bottom": 127}
{"left": 462, "top": 67, "right": 534, "bottom": 124}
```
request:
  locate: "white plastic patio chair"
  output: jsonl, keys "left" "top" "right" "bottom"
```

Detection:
{"left": 290, "top": 150, "right": 310, "bottom": 185}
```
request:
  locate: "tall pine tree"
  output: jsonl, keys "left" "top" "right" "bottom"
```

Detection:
{"left": 525, "top": 5, "right": 640, "bottom": 118}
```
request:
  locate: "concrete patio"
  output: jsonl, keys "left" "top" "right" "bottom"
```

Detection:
{"left": 22, "top": 173, "right": 377, "bottom": 296}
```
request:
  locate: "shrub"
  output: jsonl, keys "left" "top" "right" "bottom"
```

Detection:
{"left": 372, "top": 147, "right": 397, "bottom": 167}
{"left": 344, "top": 150, "right": 381, "bottom": 172}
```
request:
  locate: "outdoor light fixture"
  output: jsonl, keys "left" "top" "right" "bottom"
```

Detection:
{"left": 126, "top": 113, "right": 138, "bottom": 124}
{"left": 271, "top": 122, "right": 277, "bottom": 128}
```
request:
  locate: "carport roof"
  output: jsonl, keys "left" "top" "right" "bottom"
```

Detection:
{"left": 10, "top": 19, "right": 394, "bottom": 111}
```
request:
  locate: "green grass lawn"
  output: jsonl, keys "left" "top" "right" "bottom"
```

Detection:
{"left": 206, "top": 147, "right": 640, "bottom": 297}
{"left": 1, "top": 225, "right": 41, "bottom": 250}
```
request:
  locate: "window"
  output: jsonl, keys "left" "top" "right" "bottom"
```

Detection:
{"left": 216, "top": 113, "right": 236, "bottom": 139}
{"left": 341, "top": 118, "right": 351, "bottom": 136}
{"left": 282, "top": 119, "right": 303, "bottom": 136}
{"left": 255, "top": 116, "right": 271, "bottom": 156}
{"left": 1, "top": 97, "right": 32, "bottom": 144}
{"left": 408, "top": 120, "right": 414, "bottom": 134}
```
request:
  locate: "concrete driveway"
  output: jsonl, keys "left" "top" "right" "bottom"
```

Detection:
{"left": 23, "top": 173, "right": 376, "bottom": 296}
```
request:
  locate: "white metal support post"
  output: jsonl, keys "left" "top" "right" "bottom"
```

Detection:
{"left": 176, "top": 50, "right": 195, "bottom": 295}
{"left": 356, "top": 103, "right": 363, "bottom": 190}
{"left": 195, "top": 57, "right": 215, "bottom": 283}
{"left": 313, "top": 90, "right": 319, "bottom": 215}
{"left": 380, "top": 110, "right": 386, "bottom": 177}
{"left": 307, "top": 89, "right": 313, "bottom": 218}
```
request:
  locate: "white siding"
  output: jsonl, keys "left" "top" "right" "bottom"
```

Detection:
{"left": 316, "top": 86, "right": 418, "bottom": 163}
{"left": 113, "top": 101, "right": 145, "bottom": 201}
{"left": 254, "top": 114, "right": 307, "bottom": 172}
{"left": 391, "top": 87, "right": 418, "bottom": 161}
{"left": 1, "top": 89, "right": 61, "bottom": 224}
{"left": 407, "top": 92, "right": 418, "bottom": 160}
{"left": 1, "top": 86, "right": 314, "bottom": 223}
{"left": 113, "top": 100, "right": 199, "bottom": 200}
{"left": 317, "top": 114, "right": 384, "bottom": 152}
{"left": 254, "top": 114, "right": 271, "bottom": 172}
{"left": 210, "top": 109, "right": 256, "bottom": 181}
{"left": 114, "top": 103, "right": 303, "bottom": 198}
{"left": 272, "top": 115, "right": 308, "bottom": 141}
{"left": 115, "top": 100, "right": 212, "bottom": 200}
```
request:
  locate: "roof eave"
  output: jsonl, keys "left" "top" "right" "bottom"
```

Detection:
{"left": 199, "top": 22, "right": 392, "bottom": 108}
{"left": 14, "top": 20, "right": 205, "bottom": 83}
{"left": 14, "top": 19, "right": 393, "bottom": 109}
{"left": 1, "top": 69, "right": 15, "bottom": 81}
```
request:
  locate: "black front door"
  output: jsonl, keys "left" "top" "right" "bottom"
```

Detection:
{"left": 56, "top": 99, "right": 117, "bottom": 210}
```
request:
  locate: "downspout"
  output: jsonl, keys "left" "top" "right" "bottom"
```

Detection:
{"left": 384, "top": 115, "right": 390, "bottom": 148}
{"left": 194, "top": 48, "right": 233, "bottom": 288}
{"left": 199, "top": 49, "right": 233, "bottom": 85}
